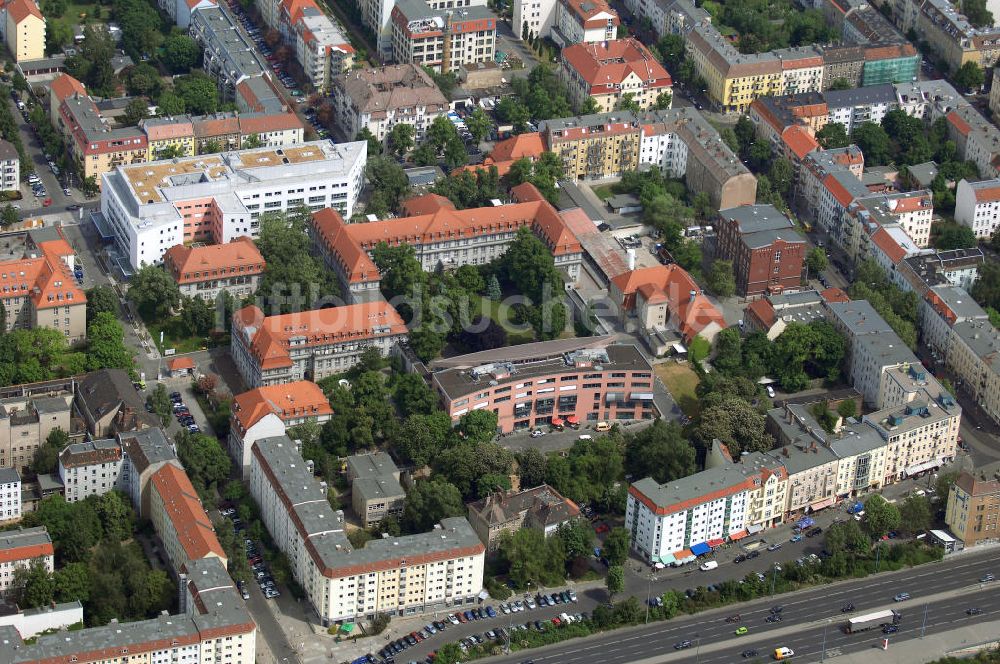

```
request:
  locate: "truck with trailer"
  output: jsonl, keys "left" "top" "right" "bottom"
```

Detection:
{"left": 846, "top": 609, "right": 901, "bottom": 633}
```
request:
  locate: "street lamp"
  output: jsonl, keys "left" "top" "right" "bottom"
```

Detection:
{"left": 644, "top": 572, "right": 659, "bottom": 624}
{"left": 695, "top": 634, "right": 702, "bottom": 664}
{"left": 820, "top": 618, "right": 831, "bottom": 662}
{"left": 875, "top": 541, "right": 882, "bottom": 573}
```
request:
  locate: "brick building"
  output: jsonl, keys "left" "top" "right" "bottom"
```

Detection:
{"left": 716, "top": 204, "right": 806, "bottom": 296}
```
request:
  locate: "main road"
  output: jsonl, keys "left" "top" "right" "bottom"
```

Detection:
{"left": 404, "top": 548, "right": 999, "bottom": 663}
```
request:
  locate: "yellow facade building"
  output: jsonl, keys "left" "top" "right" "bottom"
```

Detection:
{"left": 4, "top": 0, "right": 45, "bottom": 63}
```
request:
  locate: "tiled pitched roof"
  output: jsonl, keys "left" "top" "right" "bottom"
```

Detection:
{"left": 781, "top": 126, "right": 819, "bottom": 160}
{"left": 611, "top": 264, "right": 726, "bottom": 341}
{"left": 0, "top": 228, "right": 86, "bottom": 312}
{"left": 7, "top": 0, "right": 43, "bottom": 24}
{"left": 163, "top": 237, "right": 266, "bottom": 285}
{"left": 231, "top": 381, "right": 332, "bottom": 433}
{"left": 151, "top": 465, "right": 227, "bottom": 563}
{"left": 561, "top": 38, "right": 672, "bottom": 94}
{"left": 870, "top": 227, "right": 907, "bottom": 265}
{"left": 50, "top": 73, "right": 86, "bottom": 103}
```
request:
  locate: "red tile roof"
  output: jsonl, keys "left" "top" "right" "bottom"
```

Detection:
{"left": 50, "top": 73, "right": 86, "bottom": 103}
{"left": 746, "top": 298, "right": 776, "bottom": 329}
{"left": 239, "top": 112, "right": 304, "bottom": 135}
{"left": 7, "top": 0, "right": 43, "bottom": 24}
{"left": 233, "top": 302, "right": 407, "bottom": 370}
{"left": 560, "top": 0, "right": 619, "bottom": 28}
{"left": 870, "top": 227, "right": 907, "bottom": 265}
{"left": 611, "top": 264, "right": 726, "bottom": 342}
{"left": 781, "top": 126, "right": 819, "bottom": 160}
{"left": 490, "top": 132, "right": 545, "bottom": 162}
{"left": 973, "top": 184, "right": 1000, "bottom": 202}
{"left": 167, "top": 357, "right": 195, "bottom": 371}
{"left": 0, "top": 228, "right": 86, "bottom": 312}
{"left": 822, "top": 173, "right": 859, "bottom": 208}
{"left": 947, "top": 110, "right": 972, "bottom": 138}
{"left": 561, "top": 38, "right": 672, "bottom": 94}
{"left": 151, "top": 465, "right": 227, "bottom": 563}
{"left": 820, "top": 287, "right": 850, "bottom": 303}
{"left": 163, "top": 237, "right": 266, "bottom": 286}
{"left": 231, "top": 380, "right": 333, "bottom": 433}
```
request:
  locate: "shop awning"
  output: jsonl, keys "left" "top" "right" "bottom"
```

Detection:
{"left": 605, "top": 393, "right": 623, "bottom": 403}
{"left": 655, "top": 553, "right": 676, "bottom": 565}
{"left": 339, "top": 623, "right": 356, "bottom": 633}
{"left": 630, "top": 392, "right": 655, "bottom": 400}
{"left": 707, "top": 538, "right": 725, "bottom": 548}
{"left": 747, "top": 524, "right": 764, "bottom": 535}
{"left": 566, "top": 415, "right": 579, "bottom": 424}
{"left": 904, "top": 458, "right": 941, "bottom": 476}
{"left": 672, "top": 548, "right": 693, "bottom": 559}
{"left": 809, "top": 497, "right": 836, "bottom": 512}
{"left": 690, "top": 542, "right": 711, "bottom": 556}
{"left": 728, "top": 530, "right": 749, "bottom": 541}
{"left": 551, "top": 417, "right": 565, "bottom": 426}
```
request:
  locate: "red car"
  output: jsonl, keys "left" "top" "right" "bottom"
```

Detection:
{"left": 455, "top": 613, "right": 467, "bottom": 624}
{"left": 595, "top": 523, "right": 610, "bottom": 534}
{"left": 42, "top": 198, "right": 52, "bottom": 207}
{"left": 410, "top": 631, "right": 423, "bottom": 642}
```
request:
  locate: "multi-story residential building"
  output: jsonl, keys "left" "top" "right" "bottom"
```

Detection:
{"left": 946, "top": 461, "right": 1000, "bottom": 547}
{"left": 330, "top": 64, "right": 450, "bottom": 144}
{"left": 944, "top": 105, "right": 1000, "bottom": 180}
{"left": 163, "top": 237, "right": 266, "bottom": 303}
{"left": 99, "top": 140, "right": 366, "bottom": 271}
{"left": 944, "top": 319, "right": 1000, "bottom": 424}
{"left": 551, "top": 0, "right": 618, "bottom": 45}
{"left": 0, "top": 226, "right": 87, "bottom": 344}
{"left": 0, "top": 527, "right": 52, "bottom": 597}
{"left": 58, "top": 438, "right": 125, "bottom": 503}
{"left": 0, "top": 468, "right": 20, "bottom": 523}
{"left": 358, "top": 0, "right": 487, "bottom": 57}
{"left": 390, "top": 0, "right": 497, "bottom": 74}
{"left": 0, "top": 0, "right": 44, "bottom": 62}
{"left": 609, "top": 264, "right": 726, "bottom": 346}
{"left": 0, "top": 557, "right": 256, "bottom": 664}
{"left": 715, "top": 204, "right": 806, "bottom": 296}
{"left": 229, "top": 380, "right": 333, "bottom": 475}
{"left": 429, "top": 339, "right": 665, "bottom": 432}
{"left": 626, "top": 447, "right": 788, "bottom": 564}
{"left": 346, "top": 452, "right": 405, "bottom": 528}
{"left": 887, "top": 0, "right": 1000, "bottom": 74}
{"left": 75, "top": 369, "right": 159, "bottom": 438}
{"left": 822, "top": 45, "right": 866, "bottom": 88}
{"left": 955, "top": 178, "right": 1000, "bottom": 239}
{"left": 0, "top": 391, "right": 71, "bottom": 474}
{"left": 513, "top": 0, "right": 557, "bottom": 42}
{"left": 467, "top": 484, "right": 580, "bottom": 551}
{"left": 189, "top": 5, "right": 268, "bottom": 97}
{"left": 157, "top": 0, "right": 214, "bottom": 28}
{"left": 140, "top": 112, "right": 304, "bottom": 160}
{"left": 281, "top": 0, "right": 354, "bottom": 92}
{"left": 231, "top": 302, "right": 409, "bottom": 387}
{"left": 55, "top": 90, "right": 148, "bottom": 188}
{"left": 142, "top": 116, "right": 197, "bottom": 159}
{"left": 920, "top": 284, "right": 990, "bottom": 358}
{"left": 559, "top": 39, "right": 672, "bottom": 112}
{"left": 899, "top": 249, "right": 984, "bottom": 300}
{"left": 0, "top": 140, "right": 18, "bottom": 192}
{"left": 250, "top": 434, "right": 485, "bottom": 624}
{"left": 149, "top": 464, "right": 227, "bottom": 572}
{"left": 119, "top": 428, "right": 181, "bottom": 519}
{"left": 310, "top": 184, "right": 583, "bottom": 302}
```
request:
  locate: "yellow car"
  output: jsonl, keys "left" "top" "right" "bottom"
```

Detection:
{"left": 734, "top": 626, "right": 748, "bottom": 636}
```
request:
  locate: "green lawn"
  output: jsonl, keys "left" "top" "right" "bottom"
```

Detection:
{"left": 474, "top": 297, "right": 535, "bottom": 344}
{"left": 147, "top": 319, "right": 209, "bottom": 355}
{"left": 591, "top": 184, "right": 616, "bottom": 200}
{"left": 655, "top": 361, "right": 701, "bottom": 417}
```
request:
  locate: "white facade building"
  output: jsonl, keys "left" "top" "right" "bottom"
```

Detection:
{"left": 0, "top": 527, "right": 53, "bottom": 597}
{"left": 99, "top": 140, "right": 366, "bottom": 270}
{"left": 513, "top": 0, "right": 558, "bottom": 41}
{"left": 955, "top": 177, "right": 1000, "bottom": 239}
{"left": 0, "top": 468, "right": 19, "bottom": 523}
{"left": 249, "top": 434, "right": 486, "bottom": 625}
{"left": 58, "top": 438, "right": 124, "bottom": 503}
{"left": 0, "top": 140, "right": 19, "bottom": 192}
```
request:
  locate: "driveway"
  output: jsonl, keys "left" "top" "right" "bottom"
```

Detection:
{"left": 6, "top": 96, "right": 77, "bottom": 211}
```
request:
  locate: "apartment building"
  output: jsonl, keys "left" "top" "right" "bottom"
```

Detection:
{"left": 149, "top": 464, "right": 227, "bottom": 572}
{"left": 250, "top": 434, "right": 485, "bottom": 624}
{"left": 0, "top": 469, "right": 20, "bottom": 523}
{"left": 140, "top": 111, "right": 305, "bottom": 159}
{"left": 189, "top": 5, "right": 268, "bottom": 96}
{"left": 609, "top": 264, "right": 726, "bottom": 346}
{"left": 0, "top": 527, "right": 52, "bottom": 597}
{"left": 944, "top": 105, "right": 1000, "bottom": 180}
{"left": 280, "top": 0, "right": 354, "bottom": 91}
{"left": 58, "top": 438, "right": 124, "bottom": 502}
{"left": 346, "top": 452, "right": 405, "bottom": 528}
{"left": 513, "top": 0, "right": 557, "bottom": 41}
{"left": 390, "top": 0, "right": 497, "bottom": 74}
{"left": 229, "top": 380, "right": 333, "bottom": 475}
{"left": 75, "top": 369, "right": 159, "bottom": 438}
{"left": 0, "top": 141, "right": 18, "bottom": 192}
{"left": 100, "top": 140, "right": 366, "bottom": 271}
{"left": 55, "top": 91, "right": 147, "bottom": 189}
{"left": 715, "top": 204, "right": 806, "bottom": 296}
{"left": 744, "top": 287, "right": 849, "bottom": 339}
{"left": 921, "top": 284, "right": 989, "bottom": 360}
{"left": 559, "top": 39, "right": 672, "bottom": 112}
{"left": 551, "top": 0, "right": 618, "bottom": 45}
{"left": 1, "top": 0, "right": 44, "bottom": 62}
{"left": 163, "top": 237, "right": 266, "bottom": 303}
{"left": 889, "top": 0, "right": 1000, "bottom": 73}
{"left": 955, "top": 178, "right": 1000, "bottom": 239}
{"left": 119, "top": 428, "right": 181, "bottom": 519}
{"left": 944, "top": 320, "right": 1000, "bottom": 424}
{"left": 0, "top": 391, "right": 71, "bottom": 474}
{"left": 231, "top": 302, "right": 409, "bottom": 387}
{"left": 946, "top": 462, "right": 1000, "bottom": 547}
{"left": 626, "top": 449, "right": 788, "bottom": 564}
{"left": 899, "top": 249, "right": 983, "bottom": 301}
{"left": 0, "top": 226, "right": 87, "bottom": 344}
{"left": 310, "top": 184, "right": 583, "bottom": 302}
{"left": 429, "top": 339, "right": 664, "bottom": 432}
{"left": 330, "top": 64, "right": 450, "bottom": 144}
{"left": 0, "top": 557, "right": 256, "bottom": 664}
{"left": 467, "top": 484, "right": 580, "bottom": 551}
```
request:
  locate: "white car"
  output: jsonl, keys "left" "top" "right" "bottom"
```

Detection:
{"left": 766, "top": 385, "right": 776, "bottom": 398}
{"left": 699, "top": 560, "right": 719, "bottom": 571}
{"left": 530, "top": 429, "right": 545, "bottom": 438}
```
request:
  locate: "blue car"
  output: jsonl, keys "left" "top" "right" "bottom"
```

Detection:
{"left": 790, "top": 534, "right": 803, "bottom": 543}
{"left": 485, "top": 605, "right": 497, "bottom": 618}
{"left": 463, "top": 611, "right": 474, "bottom": 621}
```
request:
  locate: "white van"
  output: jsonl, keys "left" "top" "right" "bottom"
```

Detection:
{"left": 578, "top": 435, "right": 592, "bottom": 441}
{"left": 699, "top": 560, "right": 718, "bottom": 571}
{"left": 774, "top": 647, "right": 795, "bottom": 660}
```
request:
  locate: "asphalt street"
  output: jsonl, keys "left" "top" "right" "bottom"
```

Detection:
{"left": 398, "top": 547, "right": 998, "bottom": 663}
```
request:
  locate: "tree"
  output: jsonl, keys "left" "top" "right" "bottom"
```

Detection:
{"left": 805, "top": 247, "right": 828, "bottom": 277}
{"left": 456, "top": 410, "right": 499, "bottom": 444}
{"left": 388, "top": 123, "right": 415, "bottom": 158}
{"left": 954, "top": 61, "right": 985, "bottom": 92}
{"left": 465, "top": 107, "right": 492, "bottom": 142}
{"left": 174, "top": 72, "right": 219, "bottom": 115}
{"left": 616, "top": 93, "right": 642, "bottom": 113}
{"left": 0, "top": 204, "right": 17, "bottom": 228}
{"left": 31, "top": 428, "right": 68, "bottom": 477}
{"left": 769, "top": 157, "right": 794, "bottom": 195}
{"left": 391, "top": 412, "right": 451, "bottom": 468}
{"left": 606, "top": 565, "right": 625, "bottom": 598}
{"left": 557, "top": 518, "right": 594, "bottom": 566}
{"left": 161, "top": 33, "right": 201, "bottom": 73}
{"left": 706, "top": 260, "right": 736, "bottom": 297}
{"left": 129, "top": 265, "right": 180, "bottom": 321}
{"left": 963, "top": 0, "right": 994, "bottom": 27}
{"left": 499, "top": 528, "right": 565, "bottom": 588}
{"left": 54, "top": 562, "right": 91, "bottom": 604}
{"left": 748, "top": 140, "right": 772, "bottom": 172}
{"left": 393, "top": 373, "right": 438, "bottom": 417}
{"left": 624, "top": 420, "right": 696, "bottom": 484}
{"left": 255, "top": 208, "right": 339, "bottom": 314}
{"left": 829, "top": 78, "right": 852, "bottom": 90}
{"left": 824, "top": 519, "right": 870, "bottom": 555}
{"left": 14, "top": 559, "right": 55, "bottom": 608}
{"left": 85, "top": 313, "right": 134, "bottom": 372}
{"left": 499, "top": 227, "right": 565, "bottom": 304}
{"left": 85, "top": 286, "right": 118, "bottom": 324}
{"left": 97, "top": 491, "right": 134, "bottom": 542}
{"left": 127, "top": 63, "right": 163, "bottom": 97}
{"left": 487, "top": 274, "right": 502, "bottom": 301}
{"left": 516, "top": 448, "right": 547, "bottom": 489}
{"left": 862, "top": 494, "right": 901, "bottom": 539}
{"left": 242, "top": 134, "right": 263, "bottom": 149}
{"left": 365, "top": 156, "right": 410, "bottom": 216}
{"left": 712, "top": 327, "right": 744, "bottom": 375}
{"left": 372, "top": 242, "right": 424, "bottom": 300}
{"left": 181, "top": 295, "right": 215, "bottom": 336}
{"left": 175, "top": 431, "right": 231, "bottom": 493}
{"left": 691, "top": 396, "right": 771, "bottom": 456}
{"left": 579, "top": 96, "right": 601, "bottom": 115}
{"left": 851, "top": 122, "right": 892, "bottom": 166}
{"left": 836, "top": 399, "right": 857, "bottom": 419}
{"left": 816, "top": 122, "right": 850, "bottom": 149}
{"left": 933, "top": 221, "right": 978, "bottom": 250}
{"left": 459, "top": 315, "right": 507, "bottom": 352}
{"left": 401, "top": 478, "right": 465, "bottom": 533}
{"left": 899, "top": 494, "right": 931, "bottom": 533}
{"left": 146, "top": 384, "right": 173, "bottom": 426}
{"left": 357, "top": 127, "right": 380, "bottom": 156}
{"left": 603, "top": 527, "right": 630, "bottom": 566}
{"left": 654, "top": 92, "right": 673, "bottom": 110}
{"left": 434, "top": 441, "right": 512, "bottom": 499}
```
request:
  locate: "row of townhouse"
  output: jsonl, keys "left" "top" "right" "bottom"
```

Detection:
{"left": 48, "top": 73, "right": 304, "bottom": 186}
{"left": 0, "top": 556, "right": 255, "bottom": 664}
{"left": 189, "top": 4, "right": 271, "bottom": 97}
{"left": 514, "top": 0, "right": 619, "bottom": 45}
{"left": 98, "top": 139, "right": 366, "bottom": 271}
{"left": 460, "top": 107, "right": 756, "bottom": 211}
{"left": 250, "top": 433, "right": 485, "bottom": 625}
{"left": 0, "top": 226, "right": 87, "bottom": 346}
{"left": 389, "top": 0, "right": 498, "bottom": 74}
{"left": 257, "top": 0, "right": 355, "bottom": 91}
{"left": 309, "top": 182, "right": 584, "bottom": 303}
{"left": 884, "top": 0, "right": 1000, "bottom": 74}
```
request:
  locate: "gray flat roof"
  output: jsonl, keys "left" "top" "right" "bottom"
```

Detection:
{"left": 929, "top": 285, "right": 987, "bottom": 320}
{"left": 354, "top": 476, "right": 405, "bottom": 503}
{"left": 825, "top": 300, "right": 894, "bottom": 337}
{"left": 0, "top": 468, "right": 19, "bottom": 485}
{"left": 0, "top": 527, "right": 51, "bottom": 552}
{"left": 854, "top": 332, "right": 919, "bottom": 367}
{"left": 952, "top": 320, "right": 1000, "bottom": 377}
{"left": 346, "top": 452, "right": 398, "bottom": 480}
{"left": 824, "top": 84, "right": 897, "bottom": 107}
{"left": 631, "top": 452, "right": 782, "bottom": 511}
